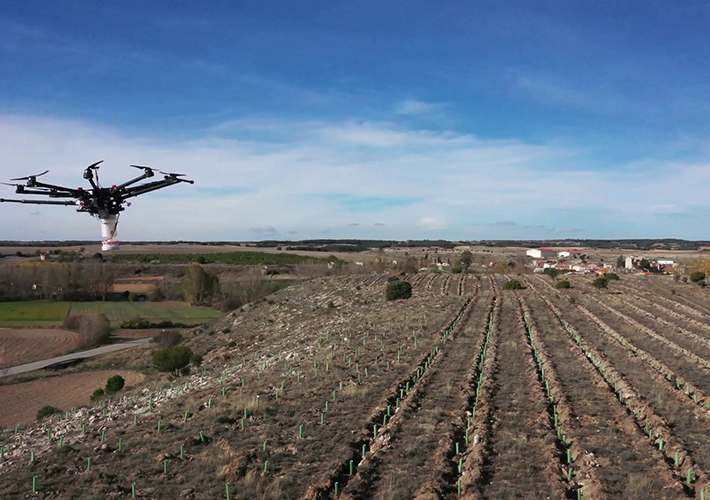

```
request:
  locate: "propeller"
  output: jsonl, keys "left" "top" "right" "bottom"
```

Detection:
{"left": 160, "top": 171, "right": 194, "bottom": 184}
{"left": 1, "top": 182, "right": 22, "bottom": 187}
{"left": 86, "top": 160, "right": 104, "bottom": 170}
{"left": 10, "top": 170, "right": 49, "bottom": 181}
{"left": 130, "top": 164, "right": 154, "bottom": 172}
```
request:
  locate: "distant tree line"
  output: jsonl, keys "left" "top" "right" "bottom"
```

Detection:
{"left": 0, "top": 262, "right": 115, "bottom": 301}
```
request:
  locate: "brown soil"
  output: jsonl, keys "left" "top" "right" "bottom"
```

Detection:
{"left": 2, "top": 273, "right": 710, "bottom": 499}
{"left": 0, "top": 328, "right": 83, "bottom": 369}
{"left": 0, "top": 370, "right": 144, "bottom": 426}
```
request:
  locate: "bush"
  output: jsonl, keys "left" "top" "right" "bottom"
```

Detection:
{"left": 105, "top": 375, "right": 125, "bottom": 395}
{"left": 699, "top": 280, "right": 707, "bottom": 288}
{"left": 386, "top": 280, "right": 413, "bottom": 300}
{"left": 451, "top": 267, "right": 462, "bottom": 274}
{"left": 217, "top": 295, "right": 244, "bottom": 312}
{"left": 690, "top": 271, "right": 706, "bottom": 283}
{"left": 63, "top": 312, "right": 111, "bottom": 348}
{"left": 153, "top": 345, "right": 194, "bottom": 373}
{"left": 555, "top": 280, "right": 571, "bottom": 289}
{"left": 543, "top": 268, "right": 561, "bottom": 279}
{"left": 386, "top": 276, "right": 400, "bottom": 283}
{"left": 605, "top": 273, "right": 620, "bottom": 281}
{"left": 90, "top": 388, "right": 105, "bottom": 401}
{"left": 36, "top": 405, "right": 60, "bottom": 421}
{"left": 152, "top": 330, "right": 182, "bottom": 348}
{"left": 190, "top": 352, "right": 203, "bottom": 366}
{"left": 502, "top": 280, "right": 524, "bottom": 290}
{"left": 592, "top": 277, "right": 608, "bottom": 289}
{"left": 148, "top": 288, "right": 165, "bottom": 302}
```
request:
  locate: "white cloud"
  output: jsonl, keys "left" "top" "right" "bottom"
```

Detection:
{"left": 0, "top": 113, "right": 708, "bottom": 241}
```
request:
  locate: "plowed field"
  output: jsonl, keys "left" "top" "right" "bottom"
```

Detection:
{"left": 0, "top": 328, "right": 82, "bottom": 369}
{"left": 1, "top": 273, "right": 710, "bottom": 499}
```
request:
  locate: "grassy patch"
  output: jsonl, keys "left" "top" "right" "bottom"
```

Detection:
{"left": 69, "top": 301, "right": 222, "bottom": 323}
{"left": 0, "top": 301, "right": 70, "bottom": 322}
{"left": 0, "top": 301, "right": 221, "bottom": 327}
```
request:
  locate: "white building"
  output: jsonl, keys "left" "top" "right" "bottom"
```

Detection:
{"left": 526, "top": 248, "right": 557, "bottom": 259}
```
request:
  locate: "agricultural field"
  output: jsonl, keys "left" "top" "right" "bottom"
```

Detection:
{"left": 0, "top": 301, "right": 222, "bottom": 327}
{"left": 0, "top": 370, "right": 145, "bottom": 426}
{"left": 1, "top": 272, "right": 710, "bottom": 498}
{"left": 0, "top": 328, "right": 83, "bottom": 369}
{"left": 69, "top": 301, "right": 222, "bottom": 324}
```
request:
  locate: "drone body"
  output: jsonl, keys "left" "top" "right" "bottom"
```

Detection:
{"left": 0, "top": 161, "right": 194, "bottom": 251}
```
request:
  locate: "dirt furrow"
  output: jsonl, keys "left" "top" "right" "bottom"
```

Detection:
{"left": 302, "top": 293, "right": 479, "bottom": 499}
{"left": 473, "top": 292, "right": 568, "bottom": 499}
{"left": 541, "top": 290, "right": 710, "bottom": 494}
{"left": 521, "top": 288, "right": 687, "bottom": 499}
{"left": 527, "top": 279, "right": 710, "bottom": 496}
{"left": 339, "top": 293, "right": 488, "bottom": 499}
{"left": 614, "top": 287, "right": 710, "bottom": 341}
{"left": 441, "top": 275, "right": 452, "bottom": 296}
{"left": 583, "top": 294, "right": 710, "bottom": 374}
{"left": 424, "top": 274, "right": 438, "bottom": 293}
{"left": 632, "top": 279, "right": 710, "bottom": 317}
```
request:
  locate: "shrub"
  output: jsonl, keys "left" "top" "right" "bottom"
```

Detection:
{"left": 217, "top": 295, "right": 244, "bottom": 312}
{"left": 36, "top": 405, "right": 60, "bottom": 421}
{"left": 502, "top": 280, "right": 524, "bottom": 290}
{"left": 451, "top": 267, "right": 462, "bottom": 274}
{"left": 592, "top": 277, "right": 608, "bottom": 289}
{"left": 386, "top": 280, "right": 413, "bottom": 300}
{"left": 227, "top": 340, "right": 236, "bottom": 348}
{"left": 153, "top": 345, "right": 194, "bottom": 373}
{"left": 190, "top": 352, "right": 203, "bottom": 366}
{"left": 152, "top": 330, "right": 182, "bottom": 348}
{"left": 555, "top": 280, "right": 571, "bottom": 289}
{"left": 605, "top": 273, "right": 620, "bottom": 281}
{"left": 543, "top": 268, "right": 560, "bottom": 279}
{"left": 691, "top": 271, "right": 706, "bottom": 283}
{"left": 105, "top": 375, "right": 125, "bottom": 395}
{"left": 90, "top": 388, "right": 105, "bottom": 401}
{"left": 148, "top": 288, "right": 165, "bottom": 302}
{"left": 63, "top": 312, "right": 111, "bottom": 348}
{"left": 386, "top": 276, "right": 400, "bottom": 283}
{"left": 699, "top": 280, "right": 707, "bottom": 288}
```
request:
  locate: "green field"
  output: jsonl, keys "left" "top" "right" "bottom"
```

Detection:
{"left": 69, "top": 301, "right": 222, "bottom": 322}
{"left": 0, "top": 300, "right": 221, "bottom": 326}
{"left": 0, "top": 301, "right": 71, "bottom": 322}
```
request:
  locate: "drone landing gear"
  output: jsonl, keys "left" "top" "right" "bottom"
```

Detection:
{"left": 99, "top": 212, "right": 120, "bottom": 251}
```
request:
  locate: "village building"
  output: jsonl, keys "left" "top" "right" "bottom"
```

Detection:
{"left": 526, "top": 248, "right": 557, "bottom": 259}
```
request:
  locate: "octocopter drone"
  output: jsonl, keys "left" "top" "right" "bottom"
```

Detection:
{"left": 0, "top": 161, "right": 194, "bottom": 251}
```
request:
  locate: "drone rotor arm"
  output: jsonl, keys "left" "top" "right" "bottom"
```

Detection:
{"left": 0, "top": 198, "right": 77, "bottom": 206}
{"left": 120, "top": 178, "right": 183, "bottom": 200}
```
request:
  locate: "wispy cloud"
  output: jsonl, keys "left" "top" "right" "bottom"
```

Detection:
{"left": 0, "top": 113, "right": 708, "bottom": 240}
{"left": 394, "top": 100, "right": 446, "bottom": 117}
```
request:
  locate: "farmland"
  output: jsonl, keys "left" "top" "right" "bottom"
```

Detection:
{"left": 1, "top": 272, "right": 710, "bottom": 498}
{"left": 0, "top": 301, "right": 222, "bottom": 327}
{"left": 0, "top": 328, "right": 82, "bottom": 369}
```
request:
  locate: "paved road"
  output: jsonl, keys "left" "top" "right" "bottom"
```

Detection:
{"left": 0, "top": 338, "right": 151, "bottom": 378}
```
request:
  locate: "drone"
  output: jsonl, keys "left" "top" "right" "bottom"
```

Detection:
{"left": 0, "top": 161, "right": 194, "bottom": 251}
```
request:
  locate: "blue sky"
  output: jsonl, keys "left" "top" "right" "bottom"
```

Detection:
{"left": 1, "top": 1, "right": 710, "bottom": 241}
